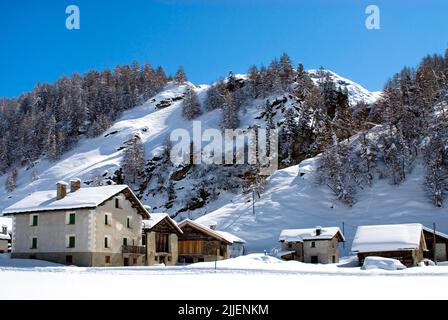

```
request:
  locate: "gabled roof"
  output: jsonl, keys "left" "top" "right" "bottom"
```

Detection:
{"left": 351, "top": 223, "right": 425, "bottom": 253}
{"left": 178, "top": 219, "right": 245, "bottom": 244}
{"left": 2, "top": 185, "right": 149, "bottom": 218}
{"left": 143, "top": 213, "right": 183, "bottom": 234}
{"left": 279, "top": 227, "right": 345, "bottom": 242}
{"left": 422, "top": 226, "right": 448, "bottom": 240}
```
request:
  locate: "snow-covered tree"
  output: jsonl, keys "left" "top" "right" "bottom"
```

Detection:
{"left": 182, "top": 87, "right": 202, "bottom": 120}
{"left": 5, "top": 168, "right": 18, "bottom": 192}
{"left": 122, "top": 136, "right": 146, "bottom": 185}
{"left": 174, "top": 67, "right": 188, "bottom": 85}
{"left": 222, "top": 92, "right": 239, "bottom": 129}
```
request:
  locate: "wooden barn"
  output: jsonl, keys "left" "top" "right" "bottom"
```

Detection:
{"left": 142, "top": 213, "right": 183, "bottom": 266}
{"left": 177, "top": 219, "right": 245, "bottom": 264}
{"left": 423, "top": 226, "right": 448, "bottom": 262}
{"left": 351, "top": 223, "right": 427, "bottom": 267}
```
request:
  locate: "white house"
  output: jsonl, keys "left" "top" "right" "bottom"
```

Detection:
{"left": 278, "top": 226, "right": 345, "bottom": 264}
{"left": 2, "top": 180, "right": 149, "bottom": 267}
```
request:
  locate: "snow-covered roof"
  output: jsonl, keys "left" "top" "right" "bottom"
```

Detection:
{"left": 0, "top": 233, "right": 11, "bottom": 240}
{"left": 142, "top": 213, "right": 183, "bottom": 234}
{"left": 2, "top": 185, "right": 148, "bottom": 217}
{"left": 215, "top": 231, "right": 245, "bottom": 244}
{"left": 279, "top": 227, "right": 345, "bottom": 242}
{"left": 178, "top": 219, "right": 245, "bottom": 244}
{"left": 351, "top": 223, "right": 425, "bottom": 253}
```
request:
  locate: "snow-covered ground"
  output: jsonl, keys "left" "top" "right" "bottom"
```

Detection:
{"left": 1, "top": 253, "right": 448, "bottom": 300}
{"left": 196, "top": 156, "right": 448, "bottom": 255}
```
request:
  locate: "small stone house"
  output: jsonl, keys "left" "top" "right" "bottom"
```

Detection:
{"left": 2, "top": 180, "right": 149, "bottom": 267}
{"left": 351, "top": 223, "right": 427, "bottom": 266}
{"left": 142, "top": 213, "right": 183, "bottom": 266}
{"left": 422, "top": 226, "right": 448, "bottom": 262}
{"left": 178, "top": 219, "right": 245, "bottom": 264}
{"left": 278, "top": 226, "right": 345, "bottom": 264}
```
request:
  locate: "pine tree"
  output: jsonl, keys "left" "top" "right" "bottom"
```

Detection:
{"left": 174, "top": 67, "right": 188, "bottom": 85}
{"left": 5, "top": 168, "right": 18, "bottom": 192}
{"left": 122, "top": 136, "right": 146, "bottom": 185}
{"left": 222, "top": 92, "right": 239, "bottom": 129}
{"left": 279, "top": 53, "right": 295, "bottom": 89}
{"left": 182, "top": 87, "right": 202, "bottom": 120}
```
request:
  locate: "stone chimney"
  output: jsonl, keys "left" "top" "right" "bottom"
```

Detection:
{"left": 70, "top": 179, "right": 81, "bottom": 193}
{"left": 209, "top": 222, "right": 217, "bottom": 230}
{"left": 56, "top": 181, "right": 68, "bottom": 200}
{"left": 316, "top": 226, "right": 322, "bottom": 236}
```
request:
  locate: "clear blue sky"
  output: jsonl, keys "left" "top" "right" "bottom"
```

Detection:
{"left": 1, "top": 0, "right": 447, "bottom": 98}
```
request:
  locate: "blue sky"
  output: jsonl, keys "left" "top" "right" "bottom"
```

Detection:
{"left": 0, "top": 0, "right": 447, "bottom": 97}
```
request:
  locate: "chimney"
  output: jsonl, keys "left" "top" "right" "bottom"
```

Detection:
{"left": 209, "top": 222, "right": 217, "bottom": 230}
{"left": 70, "top": 179, "right": 81, "bottom": 193}
{"left": 316, "top": 226, "right": 322, "bottom": 236}
{"left": 56, "top": 181, "right": 68, "bottom": 200}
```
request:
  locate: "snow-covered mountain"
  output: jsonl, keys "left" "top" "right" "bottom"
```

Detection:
{"left": 0, "top": 70, "right": 379, "bottom": 214}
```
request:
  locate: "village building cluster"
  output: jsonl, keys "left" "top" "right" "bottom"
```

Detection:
{"left": 1, "top": 182, "right": 447, "bottom": 267}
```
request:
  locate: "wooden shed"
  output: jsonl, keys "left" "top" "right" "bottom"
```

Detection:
{"left": 423, "top": 226, "right": 448, "bottom": 262}
{"left": 177, "top": 219, "right": 245, "bottom": 264}
{"left": 351, "top": 223, "right": 427, "bottom": 267}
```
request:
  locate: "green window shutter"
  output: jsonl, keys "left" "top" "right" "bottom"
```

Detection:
{"left": 32, "top": 215, "right": 38, "bottom": 226}
{"left": 69, "top": 213, "right": 76, "bottom": 225}
{"left": 104, "top": 214, "right": 108, "bottom": 225}
{"left": 69, "top": 236, "right": 75, "bottom": 248}
{"left": 123, "top": 238, "right": 128, "bottom": 246}
{"left": 32, "top": 238, "right": 37, "bottom": 249}
{"left": 104, "top": 237, "right": 108, "bottom": 248}
{"left": 127, "top": 218, "right": 130, "bottom": 228}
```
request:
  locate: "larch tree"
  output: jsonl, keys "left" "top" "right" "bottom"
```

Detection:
{"left": 182, "top": 87, "right": 202, "bottom": 120}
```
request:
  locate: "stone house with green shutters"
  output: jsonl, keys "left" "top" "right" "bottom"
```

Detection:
{"left": 2, "top": 180, "right": 149, "bottom": 267}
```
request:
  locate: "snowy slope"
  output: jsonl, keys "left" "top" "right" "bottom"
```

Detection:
{"left": 0, "top": 70, "right": 379, "bottom": 215}
{"left": 195, "top": 155, "right": 448, "bottom": 255}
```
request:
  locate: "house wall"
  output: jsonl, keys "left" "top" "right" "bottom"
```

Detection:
{"left": 357, "top": 249, "right": 423, "bottom": 266}
{"left": 11, "top": 192, "right": 144, "bottom": 267}
{"left": 94, "top": 195, "right": 143, "bottom": 249}
{"left": 281, "top": 238, "right": 339, "bottom": 264}
{"left": 0, "top": 239, "right": 8, "bottom": 253}
{"left": 303, "top": 238, "right": 339, "bottom": 264}
{"left": 145, "top": 231, "right": 178, "bottom": 266}
{"left": 12, "top": 208, "right": 92, "bottom": 254}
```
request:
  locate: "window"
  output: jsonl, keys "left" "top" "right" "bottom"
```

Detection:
{"left": 67, "top": 212, "right": 76, "bottom": 225}
{"left": 123, "top": 237, "right": 128, "bottom": 246}
{"left": 104, "top": 213, "right": 111, "bottom": 225}
{"left": 126, "top": 217, "right": 131, "bottom": 229}
{"left": 67, "top": 235, "right": 76, "bottom": 248}
{"left": 115, "top": 198, "right": 120, "bottom": 209}
{"left": 311, "top": 256, "right": 318, "bottom": 264}
{"left": 105, "top": 256, "right": 111, "bottom": 264}
{"left": 156, "top": 233, "right": 169, "bottom": 253}
{"left": 332, "top": 256, "right": 336, "bottom": 263}
{"left": 2, "top": 226, "right": 7, "bottom": 235}
{"left": 31, "top": 237, "right": 38, "bottom": 249}
{"left": 133, "top": 258, "right": 137, "bottom": 265}
{"left": 31, "top": 214, "right": 38, "bottom": 226}
{"left": 310, "top": 241, "right": 316, "bottom": 248}
{"left": 66, "top": 255, "right": 73, "bottom": 264}
{"left": 104, "top": 236, "right": 109, "bottom": 249}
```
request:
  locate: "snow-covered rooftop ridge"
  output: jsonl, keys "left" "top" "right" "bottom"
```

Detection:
{"left": 279, "top": 227, "right": 344, "bottom": 242}
{"left": 351, "top": 223, "right": 424, "bottom": 253}
{"left": 422, "top": 226, "right": 448, "bottom": 240}
{"left": 179, "top": 219, "right": 245, "bottom": 244}
{"left": 2, "top": 185, "right": 130, "bottom": 215}
{"left": 215, "top": 230, "right": 245, "bottom": 244}
{"left": 142, "top": 213, "right": 183, "bottom": 234}
{"left": 307, "top": 69, "right": 382, "bottom": 106}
